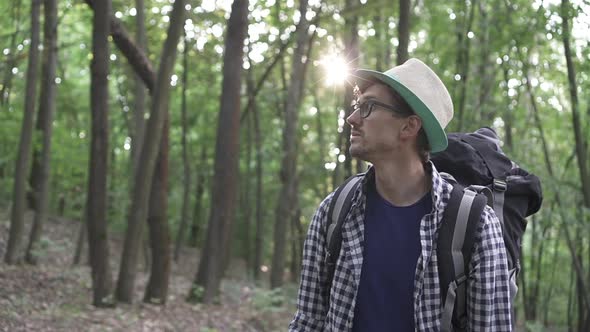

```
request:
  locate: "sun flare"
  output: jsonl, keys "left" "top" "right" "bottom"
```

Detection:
{"left": 321, "top": 55, "right": 350, "bottom": 86}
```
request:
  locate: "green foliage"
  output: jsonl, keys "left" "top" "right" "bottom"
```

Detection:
{"left": 251, "top": 287, "right": 293, "bottom": 313}
{"left": 189, "top": 285, "right": 205, "bottom": 303}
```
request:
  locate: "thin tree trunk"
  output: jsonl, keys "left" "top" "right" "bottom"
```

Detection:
{"left": 397, "top": 0, "right": 411, "bottom": 65}
{"left": 561, "top": 0, "right": 590, "bottom": 207}
{"left": 332, "top": 120, "right": 344, "bottom": 189}
{"left": 131, "top": 0, "right": 147, "bottom": 178}
{"left": 342, "top": 0, "right": 359, "bottom": 181}
{"left": 270, "top": 0, "right": 310, "bottom": 288}
{"left": 561, "top": 2, "right": 590, "bottom": 323}
{"left": 454, "top": 0, "right": 476, "bottom": 132}
{"left": 116, "top": 0, "right": 185, "bottom": 303}
{"left": 189, "top": 146, "right": 207, "bottom": 248}
{"left": 373, "top": 11, "right": 383, "bottom": 71}
{"left": 475, "top": 0, "right": 493, "bottom": 122}
{"left": 191, "top": 0, "right": 249, "bottom": 304}
{"left": 174, "top": 34, "right": 191, "bottom": 262}
{"left": 1, "top": 0, "right": 23, "bottom": 106}
{"left": 84, "top": 0, "right": 155, "bottom": 92}
{"left": 532, "top": 216, "right": 550, "bottom": 322}
{"left": 73, "top": 219, "right": 86, "bottom": 265}
{"left": 521, "top": 223, "right": 530, "bottom": 321}
{"left": 4, "top": 0, "right": 42, "bottom": 265}
{"left": 144, "top": 115, "right": 171, "bottom": 304}
{"left": 311, "top": 89, "right": 328, "bottom": 197}
{"left": 501, "top": 62, "right": 513, "bottom": 150}
{"left": 576, "top": 252, "right": 586, "bottom": 332}
{"left": 241, "top": 86, "right": 254, "bottom": 273}
{"left": 523, "top": 59, "right": 590, "bottom": 314}
{"left": 239, "top": 30, "right": 292, "bottom": 123}
{"left": 25, "top": 0, "right": 58, "bottom": 265}
{"left": 86, "top": 0, "right": 113, "bottom": 307}
{"left": 252, "top": 83, "right": 264, "bottom": 281}
{"left": 568, "top": 262, "right": 575, "bottom": 332}
{"left": 290, "top": 205, "right": 303, "bottom": 282}
{"left": 142, "top": 232, "right": 151, "bottom": 273}
{"left": 542, "top": 225, "right": 560, "bottom": 325}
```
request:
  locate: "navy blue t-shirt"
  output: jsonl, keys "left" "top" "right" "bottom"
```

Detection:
{"left": 351, "top": 180, "right": 432, "bottom": 332}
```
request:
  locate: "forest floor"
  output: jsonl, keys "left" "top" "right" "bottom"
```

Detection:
{"left": 0, "top": 210, "right": 295, "bottom": 332}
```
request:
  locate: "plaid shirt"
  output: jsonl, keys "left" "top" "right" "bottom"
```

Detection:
{"left": 289, "top": 163, "right": 512, "bottom": 331}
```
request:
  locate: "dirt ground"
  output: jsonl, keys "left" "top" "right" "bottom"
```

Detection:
{"left": 0, "top": 211, "right": 295, "bottom": 332}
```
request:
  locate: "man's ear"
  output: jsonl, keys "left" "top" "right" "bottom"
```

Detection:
{"left": 400, "top": 115, "right": 422, "bottom": 139}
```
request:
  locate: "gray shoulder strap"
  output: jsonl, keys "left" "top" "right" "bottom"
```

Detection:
{"left": 441, "top": 189, "right": 477, "bottom": 332}
{"left": 327, "top": 176, "right": 362, "bottom": 243}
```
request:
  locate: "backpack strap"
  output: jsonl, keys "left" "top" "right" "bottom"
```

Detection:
{"left": 325, "top": 173, "right": 364, "bottom": 292}
{"left": 491, "top": 178, "right": 507, "bottom": 227}
{"left": 439, "top": 185, "right": 488, "bottom": 332}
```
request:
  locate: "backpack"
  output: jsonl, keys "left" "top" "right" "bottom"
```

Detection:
{"left": 325, "top": 127, "right": 542, "bottom": 331}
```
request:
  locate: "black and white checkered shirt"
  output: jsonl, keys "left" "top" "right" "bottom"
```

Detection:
{"left": 289, "top": 163, "right": 512, "bottom": 331}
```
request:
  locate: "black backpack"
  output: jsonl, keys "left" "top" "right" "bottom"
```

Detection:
{"left": 325, "top": 127, "right": 543, "bottom": 331}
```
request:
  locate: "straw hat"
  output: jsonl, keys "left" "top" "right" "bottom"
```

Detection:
{"left": 355, "top": 58, "right": 454, "bottom": 152}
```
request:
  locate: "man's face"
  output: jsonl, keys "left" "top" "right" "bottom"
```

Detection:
{"left": 346, "top": 83, "right": 406, "bottom": 162}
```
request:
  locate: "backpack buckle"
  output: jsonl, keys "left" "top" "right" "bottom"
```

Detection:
{"left": 493, "top": 179, "right": 507, "bottom": 192}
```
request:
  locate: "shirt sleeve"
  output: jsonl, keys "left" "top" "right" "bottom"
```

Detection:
{"left": 467, "top": 206, "right": 513, "bottom": 331}
{"left": 289, "top": 193, "right": 333, "bottom": 332}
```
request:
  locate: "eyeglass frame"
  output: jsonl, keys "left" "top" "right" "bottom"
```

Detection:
{"left": 352, "top": 98, "right": 409, "bottom": 119}
{"left": 350, "top": 84, "right": 410, "bottom": 119}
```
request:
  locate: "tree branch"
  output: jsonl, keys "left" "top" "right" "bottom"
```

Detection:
{"left": 84, "top": 0, "right": 155, "bottom": 93}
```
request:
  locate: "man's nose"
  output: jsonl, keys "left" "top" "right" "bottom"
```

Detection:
{"left": 347, "top": 108, "right": 361, "bottom": 127}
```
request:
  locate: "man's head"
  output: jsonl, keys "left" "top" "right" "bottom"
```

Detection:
{"left": 347, "top": 58, "right": 453, "bottom": 163}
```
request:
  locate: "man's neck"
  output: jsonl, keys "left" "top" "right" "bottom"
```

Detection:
{"left": 371, "top": 154, "right": 430, "bottom": 207}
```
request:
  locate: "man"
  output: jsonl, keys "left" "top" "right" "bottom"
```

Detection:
{"left": 289, "top": 58, "right": 512, "bottom": 331}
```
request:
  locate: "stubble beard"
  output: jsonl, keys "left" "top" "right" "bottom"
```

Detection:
{"left": 349, "top": 143, "right": 370, "bottom": 162}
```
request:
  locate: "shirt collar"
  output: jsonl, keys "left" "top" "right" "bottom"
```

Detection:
{"left": 357, "top": 161, "right": 450, "bottom": 212}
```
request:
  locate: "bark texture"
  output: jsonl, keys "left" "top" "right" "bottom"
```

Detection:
{"left": 192, "top": 0, "right": 249, "bottom": 303}
{"left": 5, "top": 0, "right": 42, "bottom": 264}
{"left": 116, "top": 0, "right": 185, "bottom": 303}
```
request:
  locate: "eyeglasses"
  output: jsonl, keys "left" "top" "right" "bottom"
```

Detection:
{"left": 351, "top": 98, "right": 404, "bottom": 119}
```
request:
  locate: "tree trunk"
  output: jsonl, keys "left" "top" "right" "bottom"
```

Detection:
{"left": 454, "top": 0, "right": 476, "bottom": 132}
{"left": 25, "top": 0, "right": 58, "bottom": 265}
{"left": 311, "top": 89, "right": 329, "bottom": 199}
{"left": 241, "top": 94, "right": 253, "bottom": 273}
{"left": 475, "top": 0, "right": 493, "bottom": 122}
{"left": 190, "top": 0, "right": 249, "bottom": 304}
{"left": 290, "top": 204, "right": 303, "bottom": 282}
{"left": 86, "top": 0, "right": 113, "bottom": 307}
{"left": 568, "top": 261, "right": 575, "bottom": 332}
{"left": 542, "top": 228, "right": 560, "bottom": 325}
{"left": 532, "top": 217, "right": 549, "bottom": 322}
{"left": 397, "top": 0, "right": 411, "bottom": 65}
{"left": 131, "top": 0, "right": 147, "bottom": 179}
{"left": 501, "top": 62, "right": 513, "bottom": 150}
{"left": 189, "top": 146, "right": 207, "bottom": 248}
{"left": 373, "top": 11, "right": 383, "bottom": 71}
{"left": 239, "top": 32, "right": 292, "bottom": 123}
{"left": 341, "top": 0, "right": 359, "bottom": 181}
{"left": 4, "top": 0, "right": 42, "bottom": 265}
{"left": 144, "top": 116, "right": 171, "bottom": 304}
{"left": 1, "top": 0, "right": 23, "bottom": 106}
{"left": 561, "top": 2, "right": 590, "bottom": 324}
{"left": 252, "top": 82, "right": 264, "bottom": 280}
{"left": 174, "top": 34, "right": 192, "bottom": 262}
{"left": 73, "top": 219, "right": 86, "bottom": 265}
{"left": 524, "top": 58, "right": 590, "bottom": 316}
{"left": 561, "top": 0, "right": 590, "bottom": 208}
{"left": 116, "top": 0, "right": 185, "bottom": 303}
{"left": 270, "top": 0, "right": 310, "bottom": 288}
{"left": 83, "top": 0, "right": 155, "bottom": 92}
